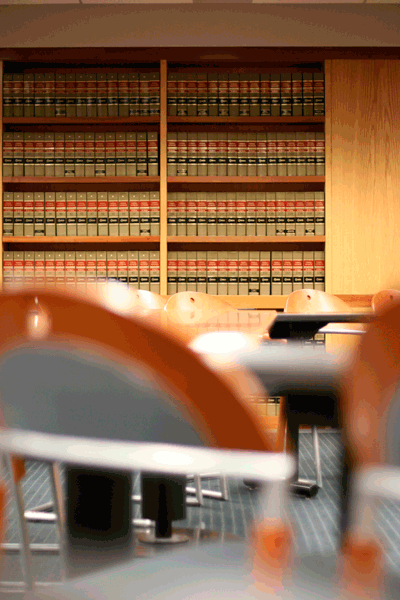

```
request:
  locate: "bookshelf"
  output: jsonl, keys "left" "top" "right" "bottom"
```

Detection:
{"left": 1, "top": 57, "right": 328, "bottom": 304}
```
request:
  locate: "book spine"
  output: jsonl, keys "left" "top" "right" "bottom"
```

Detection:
{"left": 3, "top": 132, "right": 13, "bottom": 177}
{"left": 150, "top": 250, "right": 160, "bottom": 293}
{"left": 66, "top": 192, "right": 77, "bottom": 236}
{"left": 227, "top": 251, "right": 239, "bottom": 295}
{"left": 149, "top": 191, "right": 160, "bottom": 236}
{"left": 147, "top": 132, "right": 159, "bottom": 177}
{"left": 286, "top": 132, "right": 296, "bottom": 177}
{"left": 282, "top": 251, "right": 293, "bottom": 295}
{"left": 55, "top": 192, "right": 67, "bottom": 236}
{"left": 94, "top": 132, "right": 106, "bottom": 177}
{"left": 314, "top": 191, "right": 325, "bottom": 236}
{"left": 128, "top": 251, "right": 139, "bottom": 289}
{"left": 176, "top": 193, "right": 186, "bottom": 236}
{"left": 75, "top": 251, "right": 86, "bottom": 291}
{"left": 207, "top": 132, "right": 218, "bottom": 177}
{"left": 139, "top": 192, "right": 151, "bottom": 236}
{"left": 256, "top": 192, "right": 266, "bottom": 237}
{"left": 197, "top": 192, "right": 207, "bottom": 236}
{"left": 186, "top": 251, "right": 197, "bottom": 292}
{"left": 167, "top": 192, "right": 177, "bottom": 236}
{"left": 260, "top": 74, "right": 271, "bottom": 116}
{"left": 313, "top": 72, "right": 325, "bottom": 116}
{"left": 55, "top": 73, "right": 66, "bottom": 117}
{"left": 45, "top": 251, "right": 56, "bottom": 287}
{"left": 105, "top": 132, "right": 116, "bottom": 177}
{"left": 266, "top": 191, "right": 276, "bottom": 237}
{"left": 295, "top": 132, "right": 306, "bottom": 177}
{"left": 207, "top": 192, "right": 217, "bottom": 236}
{"left": 186, "top": 192, "right": 197, "bottom": 236}
{"left": 97, "top": 192, "right": 108, "bottom": 236}
{"left": 117, "top": 251, "right": 128, "bottom": 286}
{"left": 96, "top": 251, "right": 107, "bottom": 287}
{"left": 177, "top": 132, "right": 188, "bottom": 177}
{"left": 86, "top": 251, "right": 97, "bottom": 287}
{"left": 295, "top": 191, "right": 306, "bottom": 236}
{"left": 187, "top": 132, "right": 197, "bottom": 177}
{"left": 315, "top": 132, "right": 325, "bottom": 176}
{"left": 197, "top": 132, "right": 207, "bottom": 177}
{"left": 239, "top": 74, "right": 250, "bottom": 117}
{"left": 3, "top": 73, "right": 13, "bottom": 117}
{"left": 129, "top": 192, "right": 140, "bottom": 236}
{"left": 64, "top": 132, "right": 75, "bottom": 177}
{"left": 65, "top": 73, "right": 76, "bottom": 117}
{"left": 216, "top": 192, "right": 227, "bottom": 236}
{"left": 306, "top": 132, "right": 316, "bottom": 176}
{"left": 96, "top": 73, "right": 107, "bottom": 117}
{"left": 216, "top": 132, "right": 228, "bottom": 177}
{"left": 176, "top": 73, "right": 187, "bottom": 117}
{"left": 177, "top": 251, "right": 186, "bottom": 292}
{"left": 260, "top": 251, "right": 271, "bottom": 296}
{"left": 237, "top": 133, "right": 247, "bottom": 177}
{"left": 13, "top": 132, "right": 24, "bottom": 177}
{"left": 292, "top": 73, "right": 302, "bottom": 116}
{"left": 276, "top": 132, "right": 287, "bottom": 177}
{"left": 139, "top": 250, "right": 150, "bottom": 290}
{"left": 228, "top": 73, "right": 240, "bottom": 117}
{"left": 116, "top": 132, "right": 127, "bottom": 177}
{"left": 14, "top": 252, "right": 24, "bottom": 287}
{"left": 167, "top": 251, "right": 178, "bottom": 295}
{"left": 55, "top": 252, "right": 65, "bottom": 288}
{"left": 107, "top": 251, "right": 118, "bottom": 284}
{"left": 86, "top": 73, "right": 97, "bottom": 117}
{"left": 218, "top": 73, "right": 229, "bottom": 117}
{"left": 238, "top": 251, "right": 249, "bottom": 295}
{"left": 23, "top": 192, "right": 34, "bottom": 236}
{"left": 84, "top": 133, "right": 95, "bottom": 177}
{"left": 34, "top": 251, "right": 45, "bottom": 287}
{"left": 217, "top": 251, "right": 228, "bottom": 296}
{"left": 249, "top": 74, "right": 260, "bottom": 117}
{"left": 128, "top": 73, "right": 140, "bottom": 116}
{"left": 303, "top": 251, "right": 314, "bottom": 289}
{"left": 24, "top": 132, "right": 35, "bottom": 177}
{"left": 24, "top": 251, "right": 35, "bottom": 287}
{"left": 304, "top": 191, "right": 315, "bottom": 236}
{"left": 13, "top": 73, "right": 24, "bottom": 117}
{"left": 119, "top": 192, "right": 129, "bottom": 236}
{"left": 34, "top": 191, "right": 45, "bottom": 236}
{"left": 3, "top": 191, "right": 13, "bottom": 237}
{"left": 118, "top": 73, "right": 129, "bottom": 118}
{"left": 280, "top": 73, "right": 292, "bottom": 116}
{"left": 226, "top": 192, "right": 236, "bottom": 236}
{"left": 314, "top": 251, "right": 325, "bottom": 291}
{"left": 271, "top": 251, "right": 283, "bottom": 296}
{"left": 126, "top": 132, "right": 137, "bottom": 176}
{"left": 167, "top": 132, "right": 177, "bottom": 177}
{"left": 207, "top": 251, "right": 218, "bottom": 295}
{"left": 267, "top": 132, "right": 277, "bottom": 177}
{"left": 275, "top": 192, "right": 286, "bottom": 236}
{"left": 167, "top": 73, "right": 178, "bottom": 116}
{"left": 77, "top": 192, "right": 87, "bottom": 236}
{"left": 208, "top": 73, "right": 218, "bottom": 117}
{"left": 302, "top": 73, "right": 314, "bottom": 116}
{"left": 44, "top": 132, "right": 55, "bottom": 177}
{"left": 285, "top": 191, "right": 296, "bottom": 236}
{"left": 136, "top": 132, "right": 147, "bottom": 176}
{"left": 45, "top": 192, "right": 56, "bottom": 237}
{"left": 107, "top": 73, "right": 119, "bottom": 117}
{"left": 74, "top": 132, "right": 85, "bottom": 177}
{"left": 248, "top": 251, "right": 260, "bottom": 295}
{"left": 14, "top": 192, "right": 24, "bottom": 237}
{"left": 270, "top": 74, "right": 280, "bottom": 117}
{"left": 108, "top": 192, "right": 119, "bottom": 236}
{"left": 3, "top": 251, "right": 14, "bottom": 289}
{"left": 247, "top": 133, "right": 257, "bottom": 177}
{"left": 87, "top": 192, "right": 98, "bottom": 236}
{"left": 34, "top": 73, "right": 46, "bottom": 118}
{"left": 292, "top": 251, "right": 303, "bottom": 291}
{"left": 76, "top": 73, "right": 87, "bottom": 118}
{"left": 236, "top": 192, "right": 246, "bottom": 237}
{"left": 246, "top": 192, "right": 256, "bottom": 236}
{"left": 149, "top": 72, "right": 160, "bottom": 116}
{"left": 196, "top": 251, "right": 207, "bottom": 293}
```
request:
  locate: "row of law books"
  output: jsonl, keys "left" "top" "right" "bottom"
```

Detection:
{"left": 3, "top": 132, "right": 159, "bottom": 178}
{"left": 167, "top": 132, "right": 324, "bottom": 177}
{"left": 3, "top": 72, "right": 160, "bottom": 118}
{"left": 3, "top": 250, "right": 160, "bottom": 293}
{"left": 168, "top": 192, "right": 324, "bottom": 237}
{"left": 167, "top": 250, "right": 325, "bottom": 296}
{"left": 3, "top": 191, "right": 160, "bottom": 237}
{"left": 167, "top": 72, "right": 324, "bottom": 117}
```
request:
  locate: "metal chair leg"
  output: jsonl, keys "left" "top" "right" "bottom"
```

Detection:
{"left": 312, "top": 425, "right": 323, "bottom": 488}
{"left": 48, "top": 462, "right": 67, "bottom": 579}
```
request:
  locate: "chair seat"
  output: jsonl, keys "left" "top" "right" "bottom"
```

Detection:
{"left": 32, "top": 542, "right": 400, "bottom": 600}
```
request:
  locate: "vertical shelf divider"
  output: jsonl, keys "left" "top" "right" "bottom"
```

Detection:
{"left": 0, "top": 59, "right": 3, "bottom": 290}
{"left": 159, "top": 59, "right": 168, "bottom": 295}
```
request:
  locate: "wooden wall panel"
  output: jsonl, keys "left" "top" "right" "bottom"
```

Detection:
{"left": 329, "top": 60, "right": 400, "bottom": 295}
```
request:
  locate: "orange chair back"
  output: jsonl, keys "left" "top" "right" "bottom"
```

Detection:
{"left": 285, "top": 289, "right": 351, "bottom": 314}
{"left": 372, "top": 289, "right": 400, "bottom": 313}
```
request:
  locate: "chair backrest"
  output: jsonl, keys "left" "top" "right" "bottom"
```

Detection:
{"left": 372, "top": 289, "right": 400, "bottom": 313}
{"left": 0, "top": 289, "right": 271, "bottom": 453}
{"left": 165, "top": 291, "right": 233, "bottom": 325}
{"left": 285, "top": 289, "right": 352, "bottom": 314}
{"left": 132, "top": 289, "right": 167, "bottom": 310}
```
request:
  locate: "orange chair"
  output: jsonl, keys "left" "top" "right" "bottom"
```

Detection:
{"left": 372, "top": 289, "right": 400, "bottom": 313}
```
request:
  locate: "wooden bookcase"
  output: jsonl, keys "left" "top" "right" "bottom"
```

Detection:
{"left": 1, "top": 56, "right": 329, "bottom": 306}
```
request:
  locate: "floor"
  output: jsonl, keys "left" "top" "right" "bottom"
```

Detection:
{"left": 2, "top": 431, "right": 400, "bottom": 596}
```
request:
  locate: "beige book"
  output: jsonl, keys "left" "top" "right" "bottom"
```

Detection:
{"left": 2, "top": 132, "right": 13, "bottom": 177}
{"left": 136, "top": 132, "right": 147, "bottom": 176}
{"left": 44, "top": 192, "right": 56, "bottom": 237}
{"left": 119, "top": 192, "right": 129, "bottom": 236}
{"left": 207, "top": 132, "right": 218, "bottom": 177}
{"left": 177, "top": 132, "right": 188, "bottom": 177}
{"left": 107, "top": 73, "right": 119, "bottom": 117}
{"left": 280, "top": 73, "right": 291, "bottom": 117}
{"left": 74, "top": 132, "right": 85, "bottom": 177}
{"left": 167, "top": 132, "right": 178, "bottom": 177}
{"left": 295, "top": 192, "right": 306, "bottom": 236}
{"left": 238, "top": 251, "right": 249, "bottom": 295}
{"left": 256, "top": 132, "right": 267, "bottom": 177}
{"left": 128, "top": 251, "right": 139, "bottom": 289}
{"left": 187, "top": 132, "right": 197, "bottom": 177}
{"left": 97, "top": 192, "right": 108, "bottom": 236}
{"left": 271, "top": 251, "right": 283, "bottom": 296}
{"left": 197, "top": 131, "right": 208, "bottom": 177}
{"left": 167, "top": 192, "right": 177, "bottom": 236}
{"left": 107, "top": 251, "right": 118, "bottom": 284}
{"left": 276, "top": 132, "right": 287, "bottom": 177}
{"left": 217, "top": 132, "right": 228, "bottom": 176}
{"left": 14, "top": 192, "right": 24, "bottom": 237}
{"left": 315, "top": 132, "right": 325, "bottom": 176}
{"left": 76, "top": 73, "right": 87, "bottom": 118}
{"left": 197, "top": 192, "right": 207, "bottom": 236}
{"left": 139, "top": 192, "right": 151, "bottom": 236}
{"left": 247, "top": 133, "right": 257, "bottom": 177}
{"left": 149, "top": 251, "right": 160, "bottom": 294}
{"left": 208, "top": 73, "right": 219, "bottom": 117}
{"left": 305, "top": 132, "right": 316, "bottom": 176}
{"left": 218, "top": 73, "right": 229, "bottom": 117}
{"left": 34, "top": 132, "right": 45, "bottom": 177}
{"left": 197, "top": 73, "right": 208, "bottom": 116}
{"left": 314, "top": 191, "right": 325, "bottom": 236}
{"left": 196, "top": 251, "right": 207, "bottom": 293}
{"left": 64, "top": 132, "right": 75, "bottom": 177}
{"left": 34, "top": 192, "right": 45, "bottom": 237}
{"left": 3, "top": 73, "right": 13, "bottom": 117}
{"left": 292, "top": 251, "right": 303, "bottom": 291}
{"left": 304, "top": 191, "right": 315, "bottom": 236}
{"left": 314, "top": 251, "right": 325, "bottom": 291}
{"left": 55, "top": 252, "right": 65, "bottom": 288}
{"left": 266, "top": 192, "right": 276, "bottom": 237}
{"left": 34, "top": 73, "right": 46, "bottom": 118}
{"left": 186, "top": 251, "right": 197, "bottom": 292}
{"left": 129, "top": 192, "right": 140, "bottom": 236}
{"left": 229, "top": 73, "right": 240, "bottom": 118}
{"left": 207, "top": 193, "right": 217, "bottom": 236}
{"left": 218, "top": 251, "right": 228, "bottom": 296}
{"left": 313, "top": 72, "right": 325, "bottom": 117}
{"left": 86, "top": 252, "right": 97, "bottom": 286}
{"left": 147, "top": 132, "right": 159, "bottom": 177}
{"left": 216, "top": 192, "right": 227, "bottom": 236}
{"left": 45, "top": 251, "right": 56, "bottom": 287}
{"left": 54, "top": 73, "right": 66, "bottom": 118}
{"left": 227, "top": 133, "right": 238, "bottom": 177}
{"left": 24, "top": 73, "right": 35, "bottom": 118}
{"left": 249, "top": 73, "right": 260, "bottom": 117}
{"left": 267, "top": 132, "right": 277, "bottom": 177}
{"left": 292, "top": 73, "right": 302, "bottom": 117}
{"left": 105, "top": 132, "right": 116, "bottom": 177}
{"left": 108, "top": 192, "right": 119, "bottom": 236}
{"left": 34, "top": 251, "right": 45, "bottom": 287}
{"left": 302, "top": 72, "right": 314, "bottom": 116}
{"left": 94, "top": 132, "right": 106, "bottom": 177}
{"left": 167, "top": 72, "right": 178, "bottom": 116}
{"left": 149, "top": 72, "right": 160, "bottom": 116}
{"left": 24, "top": 132, "right": 35, "bottom": 177}
{"left": 282, "top": 251, "right": 293, "bottom": 295}
{"left": 237, "top": 132, "right": 247, "bottom": 177}
{"left": 96, "top": 251, "right": 107, "bottom": 286}
{"left": 13, "top": 252, "right": 24, "bottom": 287}
{"left": 84, "top": 132, "right": 95, "bottom": 177}
{"left": 66, "top": 192, "right": 77, "bottom": 236}
{"left": 139, "top": 251, "right": 150, "bottom": 290}
{"left": 248, "top": 251, "right": 260, "bottom": 296}
{"left": 259, "top": 251, "right": 271, "bottom": 296}
{"left": 3, "top": 251, "right": 14, "bottom": 289}
{"left": 236, "top": 192, "right": 246, "bottom": 237}
{"left": 295, "top": 132, "right": 307, "bottom": 177}
{"left": 116, "top": 132, "right": 127, "bottom": 177}
{"left": 75, "top": 251, "right": 86, "bottom": 291}
{"left": 44, "top": 132, "right": 55, "bottom": 177}
{"left": 246, "top": 192, "right": 256, "bottom": 236}
{"left": 149, "top": 192, "right": 160, "bottom": 236}
{"left": 24, "top": 251, "right": 35, "bottom": 287}
{"left": 55, "top": 192, "right": 66, "bottom": 236}
{"left": 14, "top": 132, "right": 24, "bottom": 177}
{"left": 77, "top": 192, "right": 87, "bottom": 236}
{"left": 96, "top": 73, "right": 108, "bottom": 117}
{"left": 167, "top": 251, "right": 178, "bottom": 295}
{"left": 285, "top": 191, "right": 296, "bottom": 236}
{"left": 186, "top": 192, "right": 197, "bottom": 236}
{"left": 186, "top": 72, "right": 197, "bottom": 117}
{"left": 87, "top": 192, "right": 98, "bottom": 236}
{"left": 177, "top": 251, "right": 187, "bottom": 292}
{"left": 3, "top": 191, "right": 13, "bottom": 237}
{"left": 303, "top": 251, "right": 314, "bottom": 289}
{"left": 23, "top": 192, "right": 34, "bottom": 237}
{"left": 275, "top": 192, "right": 285, "bottom": 236}
{"left": 226, "top": 192, "right": 236, "bottom": 236}
{"left": 286, "top": 132, "right": 296, "bottom": 177}
{"left": 239, "top": 74, "right": 250, "bottom": 117}
{"left": 256, "top": 192, "right": 266, "bottom": 237}
{"left": 227, "top": 251, "right": 239, "bottom": 295}
{"left": 128, "top": 72, "right": 140, "bottom": 117}
{"left": 206, "top": 251, "right": 218, "bottom": 295}
{"left": 270, "top": 74, "right": 280, "bottom": 117}
{"left": 65, "top": 73, "right": 76, "bottom": 118}
{"left": 117, "top": 251, "right": 128, "bottom": 286}
{"left": 86, "top": 73, "right": 97, "bottom": 117}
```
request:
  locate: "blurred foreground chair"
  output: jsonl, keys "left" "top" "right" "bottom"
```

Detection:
{"left": 0, "top": 287, "right": 272, "bottom": 592}
{"left": 372, "top": 289, "right": 400, "bottom": 313}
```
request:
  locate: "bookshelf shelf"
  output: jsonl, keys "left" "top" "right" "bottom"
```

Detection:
{"left": 3, "top": 117, "right": 160, "bottom": 125}
{"left": 168, "top": 177, "right": 324, "bottom": 184}
{"left": 3, "top": 236, "right": 160, "bottom": 244}
{"left": 168, "top": 116, "right": 325, "bottom": 124}
{"left": 3, "top": 177, "right": 160, "bottom": 184}
{"left": 168, "top": 235, "right": 325, "bottom": 244}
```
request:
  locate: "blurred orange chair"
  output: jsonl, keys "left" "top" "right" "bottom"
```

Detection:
{"left": 372, "top": 289, "right": 400, "bottom": 313}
